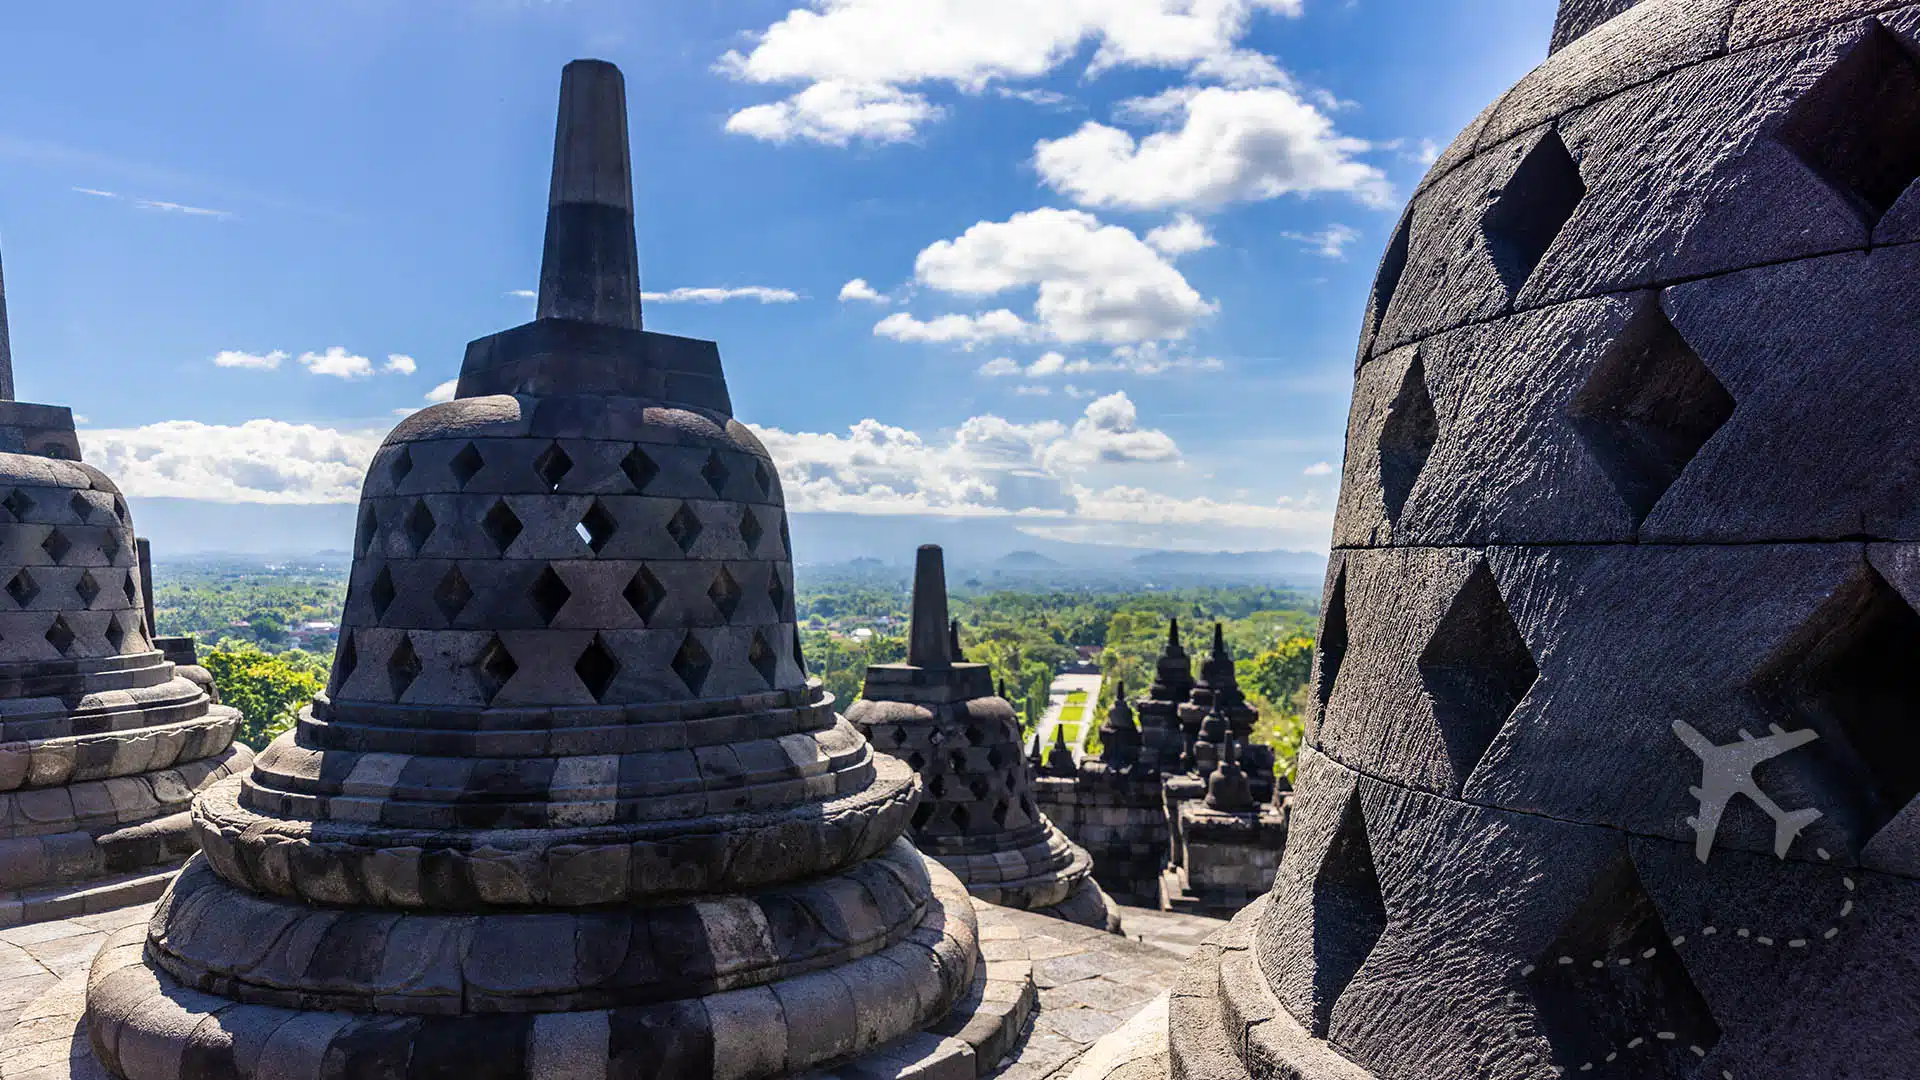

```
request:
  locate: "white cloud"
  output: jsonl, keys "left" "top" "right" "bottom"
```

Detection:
{"left": 507, "top": 289, "right": 537, "bottom": 299}
{"left": 641, "top": 286, "right": 801, "bottom": 304}
{"left": 384, "top": 354, "right": 417, "bottom": 375}
{"left": 73, "top": 187, "right": 118, "bottom": 199}
{"left": 212, "top": 349, "right": 287, "bottom": 371}
{"left": 875, "top": 309, "right": 1032, "bottom": 347}
{"left": 901, "top": 208, "right": 1214, "bottom": 345}
{"left": 979, "top": 344, "right": 1224, "bottom": 379}
{"left": 995, "top": 87, "right": 1071, "bottom": 108}
{"left": 1303, "top": 460, "right": 1333, "bottom": 476}
{"left": 1145, "top": 213, "right": 1215, "bottom": 256}
{"left": 298, "top": 347, "right": 375, "bottom": 379}
{"left": 1034, "top": 85, "right": 1391, "bottom": 211}
{"left": 1281, "top": 224, "right": 1360, "bottom": 259}
{"left": 425, "top": 379, "right": 458, "bottom": 404}
{"left": 720, "top": 0, "right": 1303, "bottom": 144}
{"left": 725, "top": 81, "right": 939, "bottom": 145}
{"left": 1043, "top": 390, "right": 1178, "bottom": 470}
{"left": 978, "top": 357, "right": 1022, "bottom": 377}
{"left": 74, "top": 187, "right": 232, "bottom": 219}
{"left": 80, "top": 421, "right": 385, "bottom": 504}
{"left": 839, "top": 278, "right": 890, "bottom": 304}
{"left": 1015, "top": 385, "right": 1051, "bottom": 396}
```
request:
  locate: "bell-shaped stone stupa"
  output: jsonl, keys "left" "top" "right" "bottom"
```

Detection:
{"left": 848, "top": 544, "right": 1120, "bottom": 932}
{"left": 1134, "top": 618, "right": 1193, "bottom": 774}
{"left": 1131, "top": 2, "right": 1920, "bottom": 1077}
{"left": 0, "top": 245, "right": 250, "bottom": 926}
{"left": 84, "top": 61, "right": 1034, "bottom": 1080}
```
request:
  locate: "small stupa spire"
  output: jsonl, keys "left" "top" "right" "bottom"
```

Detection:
{"left": 908, "top": 544, "right": 953, "bottom": 668}
{"left": 0, "top": 242, "right": 14, "bottom": 401}
{"left": 537, "top": 59, "right": 642, "bottom": 330}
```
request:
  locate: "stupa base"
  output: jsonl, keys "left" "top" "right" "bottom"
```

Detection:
{"left": 82, "top": 852, "right": 1021, "bottom": 1080}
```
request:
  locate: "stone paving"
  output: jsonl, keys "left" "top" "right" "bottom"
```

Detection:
{"left": 0, "top": 899, "right": 1223, "bottom": 1080}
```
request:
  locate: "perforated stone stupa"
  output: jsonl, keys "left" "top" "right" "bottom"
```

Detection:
{"left": 83, "top": 61, "right": 1037, "bottom": 1080}
{"left": 849, "top": 545, "right": 1121, "bottom": 932}
{"left": 1144, "top": 2, "right": 1920, "bottom": 1077}
{"left": 0, "top": 246, "right": 250, "bottom": 926}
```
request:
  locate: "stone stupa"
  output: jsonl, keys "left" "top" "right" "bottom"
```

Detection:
{"left": 1117, "top": 1, "right": 1920, "bottom": 1077}
{"left": 0, "top": 245, "right": 250, "bottom": 926}
{"left": 848, "top": 544, "right": 1120, "bottom": 932}
{"left": 1134, "top": 618, "right": 1193, "bottom": 775}
{"left": 84, "top": 60, "right": 1038, "bottom": 1080}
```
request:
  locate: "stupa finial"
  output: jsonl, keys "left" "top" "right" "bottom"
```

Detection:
{"left": 0, "top": 242, "right": 13, "bottom": 400}
{"left": 908, "top": 544, "right": 952, "bottom": 667}
{"left": 537, "top": 59, "right": 642, "bottom": 329}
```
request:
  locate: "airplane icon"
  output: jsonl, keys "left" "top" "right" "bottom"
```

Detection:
{"left": 1673, "top": 719, "right": 1824, "bottom": 864}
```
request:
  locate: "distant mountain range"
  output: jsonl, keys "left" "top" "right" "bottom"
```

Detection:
{"left": 126, "top": 499, "right": 1328, "bottom": 585}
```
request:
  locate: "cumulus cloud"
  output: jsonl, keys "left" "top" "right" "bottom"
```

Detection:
{"left": 1034, "top": 85, "right": 1391, "bottom": 211}
{"left": 212, "top": 349, "right": 287, "bottom": 371}
{"left": 875, "top": 309, "right": 1032, "bottom": 347}
{"left": 719, "top": 0, "right": 1303, "bottom": 144}
{"left": 979, "top": 345, "right": 1224, "bottom": 378}
{"left": 896, "top": 208, "right": 1215, "bottom": 345}
{"left": 1303, "top": 460, "right": 1333, "bottom": 476}
{"left": 384, "top": 354, "right": 418, "bottom": 375}
{"left": 1145, "top": 213, "right": 1216, "bottom": 256}
{"left": 80, "top": 421, "right": 385, "bottom": 504}
{"left": 1282, "top": 224, "right": 1361, "bottom": 259}
{"left": 298, "top": 347, "right": 375, "bottom": 379}
{"left": 641, "top": 286, "right": 801, "bottom": 304}
{"left": 839, "top": 278, "right": 890, "bottom": 304}
{"left": 425, "top": 379, "right": 458, "bottom": 404}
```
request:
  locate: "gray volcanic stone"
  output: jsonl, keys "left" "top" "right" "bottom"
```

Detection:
{"left": 1138, "top": 3, "right": 1920, "bottom": 1079}
{"left": 83, "top": 60, "right": 1026, "bottom": 1080}
{"left": 0, "top": 245, "right": 247, "bottom": 927}
{"left": 848, "top": 545, "right": 1119, "bottom": 934}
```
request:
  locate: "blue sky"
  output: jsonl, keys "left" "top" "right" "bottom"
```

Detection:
{"left": 0, "top": 0, "right": 1556, "bottom": 554}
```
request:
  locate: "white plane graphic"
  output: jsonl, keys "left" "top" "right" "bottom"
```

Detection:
{"left": 1672, "top": 719, "right": 1823, "bottom": 864}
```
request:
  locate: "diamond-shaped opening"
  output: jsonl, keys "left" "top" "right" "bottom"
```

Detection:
{"left": 44, "top": 615, "right": 76, "bottom": 657}
{"left": 621, "top": 446, "right": 659, "bottom": 492}
{"left": 575, "top": 635, "right": 620, "bottom": 702}
{"left": 1317, "top": 567, "right": 1350, "bottom": 710}
{"left": 389, "top": 446, "right": 414, "bottom": 488}
{"left": 123, "top": 572, "right": 138, "bottom": 608}
{"left": 1378, "top": 355, "right": 1437, "bottom": 522}
{"left": 624, "top": 566, "right": 666, "bottom": 623}
{"left": 708, "top": 567, "right": 743, "bottom": 621}
{"left": 1367, "top": 205, "right": 1414, "bottom": 330}
{"left": 1418, "top": 562, "right": 1537, "bottom": 792}
{"left": 779, "top": 516, "right": 793, "bottom": 558}
{"left": 1, "top": 489, "right": 31, "bottom": 522}
{"left": 666, "top": 502, "right": 703, "bottom": 553}
{"left": 951, "top": 804, "right": 972, "bottom": 831}
{"left": 482, "top": 500, "right": 523, "bottom": 554}
{"left": 529, "top": 566, "right": 572, "bottom": 626}
{"left": 105, "top": 615, "right": 126, "bottom": 653}
{"left": 69, "top": 492, "right": 91, "bottom": 522}
{"left": 1481, "top": 127, "right": 1585, "bottom": 295}
{"left": 740, "top": 507, "right": 764, "bottom": 552}
{"left": 768, "top": 570, "right": 788, "bottom": 619}
{"left": 928, "top": 773, "right": 948, "bottom": 799}
{"left": 8, "top": 569, "right": 39, "bottom": 609}
{"left": 404, "top": 500, "right": 437, "bottom": 555}
{"left": 1308, "top": 791, "right": 1388, "bottom": 1038}
{"left": 387, "top": 634, "right": 421, "bottom": 701}
{"left": 355, "top": 504, "right": 379, "bottom": 558}
{"left": 701, "top": 450, "right": 730, "bottom": 496}
{"left": 113, "top": 495, "right": 129, "bottom": 524}
{"left": 986, "top": 746, "right": 1006, "bottom": 769}
{"left": 475, "top": 635, "right": 517, "bottom": 703}
{"left": 370, "top": 566, "right": 397, "bottom": 618}
{"left": 101, "top": 529, "right": 120, "bottom": 563}
{"left": 792, "top": 626, "right": 808, "bottom": 678}
{"left": 906, "top": 750, "right": 928, "bottom": 772}
{"left": 1751, "top": 563, "right": 1920, "bottom": 844}
{"left": 41, "top": 528, "right": 71, "bottom": 565}
{"left": 671, "top": 632, "right": 713, "bottom": 697}
{"left": 333, "top": 632, "right": 358, "bottom": 692}
{"left": 910, "top": 801, "right": 936, "bottom": 832}
{"left": 433, "top": 566, "right": 473, "bottom": 623}
{"left": 75, "top": 570, "right": 100, "bottom": 607}
{"left": 1527, "top": 852, "right": 1721, "bottom": 1078}
{"left": 449, "top": 442, "right": 485, "bottom": 490}
{"left": 577, "top": 500, "right": 617, "bottom": 554}
{"left": 1570, "top": 295, "right": 1735, "bottom": 527}
{"left": 534, "top": 442, "right": 573, "bottom": 493}
{"left": 748, "top": 630, "right": 779, "bottom": 688}
{"left": 1775, "top": 21, "right": 1920, "bottom": 227}
{"left": 753, "top": 459, "right": 772, "bottom": 497}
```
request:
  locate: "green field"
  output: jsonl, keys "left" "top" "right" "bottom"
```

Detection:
{"left": 1060, "top": 704, "right": 1084, "bottom": 723}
